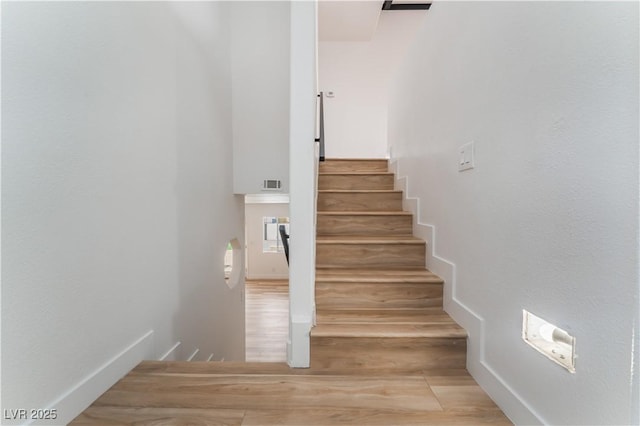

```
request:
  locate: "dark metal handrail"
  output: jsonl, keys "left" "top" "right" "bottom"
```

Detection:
{"left": 279, "top": 224, "right": 290, "bottom": 265}
{"left": 315, "top": 92, "right": 325, "bottom": 162}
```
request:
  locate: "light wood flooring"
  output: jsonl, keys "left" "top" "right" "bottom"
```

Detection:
{"left": 245, "top": 279, "right": 288, "bottom": 362}
{"left": 72, "top": 361, "right": 511, "bottom": 425}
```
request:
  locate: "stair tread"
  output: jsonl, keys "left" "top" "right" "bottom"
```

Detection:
{"left": 318, "top": 189, "right": 401, "bottom": 193}
{"left": 311, "top": 323, "right": 467, "bottom": 339}
{"left": 317, "top": 211, "right": 412, "bottom": 216}
{"left": 323, "top": 158, "right": 389, "bottom": 161}
{"left": 319, "top": 171, "right": 394, "bottom": 176}
{"left": 316, "top": 235, "right": 424, "bottom": 244}
{"left": 316, "top": 268, "right": 443, "bottom": 283}
{"left": 317, "top": 309, "right": 456, "bottom": 324}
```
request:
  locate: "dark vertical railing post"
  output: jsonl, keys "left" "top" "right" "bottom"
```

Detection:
{"left": 279, "top": 224, "right": 290, "bottom": 265}
{"left": 316, "top": 92, "right": 325, "bottom": 162}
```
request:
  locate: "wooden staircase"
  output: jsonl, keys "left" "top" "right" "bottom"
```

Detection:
{"left": 71, "top": 158, "right": 511, "bottom": 425}
{"left": 312, "top": 159, "right": 467, "bottom": 372}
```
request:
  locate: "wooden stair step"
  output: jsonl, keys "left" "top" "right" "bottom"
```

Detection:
{"left": 316, "top": 282, "right": 443, "bottom": 309}
{"left": 311, "top": 323, "right": 467, "bottom": 339}
{"left": 317, "top": 190, "right": 403, "bottom": 212}
{"left": 311, "top": 336, "right": 467, "bottom": 371}
{"left": 316, "top": 308, "right": 455, "bottom": 325}
{"left": 317, "top": 211, "right": 412, "bottom": 236}
{"left": 316, "top": 235, "right": 424, "bottom": 244}
{"left": 319, "top": 159, "right": 388, "bottom": 173}
{"left": 316, "top": 236, "right": 426, "bottom": 268}
{"left": 318, "top": 172, "right": 395, "bottom": 190}
{"left": 315, "top": 267, "right": 443, "bottom": 284}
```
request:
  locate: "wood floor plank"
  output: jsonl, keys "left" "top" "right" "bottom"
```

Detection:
{"left": 93, "top": 374, "right": 443, "bottom": 413}
{"left": 70, "top": 407, "right": 245, "bottom": 425}
{"left": 242, "top": 408, "right": 512, "bottom": 425}
{"left": 245, "top": 279, "right": 288, "bottom": 362}
{"left": 431, "top": 385, "right": 505, "bottom": 412}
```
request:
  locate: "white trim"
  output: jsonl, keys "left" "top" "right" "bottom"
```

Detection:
{"left": 159, "top": 341, "right": 181, "bottom": 361}
{"left": 287, "top": 0, "right": 317, "bottom": 369}
{"left": 187, "top": 348, "right": 200, "bottom": 362}
{"left": 287, "top": 314, "right": 313, "bottom": 368}
{"left": 32, "top": 330, "right": 154, "bottom": 425}
{"left": 244, "top": 194, "right": 290, "bottom": 204}
{"left": 390, "top": 157, "right": 543, "bottom": 425}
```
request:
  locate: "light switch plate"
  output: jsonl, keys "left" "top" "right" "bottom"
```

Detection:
{"left": 459, "top": 142, "right": 475, "bottom": 172}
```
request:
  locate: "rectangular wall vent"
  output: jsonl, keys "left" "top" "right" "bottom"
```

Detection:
{"left": 262, "top": 179, "right": 282, "bottom": 191}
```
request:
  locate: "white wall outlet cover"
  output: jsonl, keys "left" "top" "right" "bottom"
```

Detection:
{"left": 522, "top": 310, "right": 576, "bottom": 373}
{"left": 458, "top": 141, "right": 475, "bottom": 171}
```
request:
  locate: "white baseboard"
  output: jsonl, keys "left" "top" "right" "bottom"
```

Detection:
{"left": 32, "top": 330, "right": 154, "bottom": 426}
{"left": 287, "top": 314, "right": 312, "bottom": 368}
{"left": 187, "top": 348, "right": 200, "bottom": 362}
{"left": 159, "top": 341, "right": 181, "bottom": 361}
{"left": 390, "top": 157, "right": 543, "bottom": 425}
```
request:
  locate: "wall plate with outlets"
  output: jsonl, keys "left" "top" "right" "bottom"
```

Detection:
{"left": 522, "top": 310, "right": 576, "bottom": 373}
{"left": 459, "top": 142, "right": 475, "bottom": 171}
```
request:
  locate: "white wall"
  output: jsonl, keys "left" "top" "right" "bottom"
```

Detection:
{"left": 245, "top": 202, "right": 289, "bottom": 280}
{"left": 388, "top": 2, "right": 639, "bottom": 425}
{"left": 319, "top": 12, "right": 425, "bottom": 159}
{"left": 1, "top": 2, "right": 244, "bottom": 423}
{"left": 231, "top": 1, "right": 290, "bottom": 195}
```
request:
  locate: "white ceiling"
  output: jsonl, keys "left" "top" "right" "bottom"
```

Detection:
{"left": 318, "top": 1, "right": 384, "bottom": 42}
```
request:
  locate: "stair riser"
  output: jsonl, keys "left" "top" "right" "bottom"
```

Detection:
{"left": 316, "top": 243, "right": 425, "bottom": 268}
{"left": 316, "top": 282, "right": 443, "bottom": 309}
{"left": 311, "top": 337, "right": 466, "bottom": 371}
{"left": 317, "top": 192, "right": 402, "bottom": 212}
{"left": 318, "top": 174, "right": 394, "bottom": 191}
{"left": 319, "top": 160, "right": 388, "bottom": 173}
{"left": 317, "top": 214, "right": 412, "bottom": 236}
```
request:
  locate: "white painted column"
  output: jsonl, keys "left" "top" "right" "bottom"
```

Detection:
{"left": 287, "top": 0, "right": 317, "bottom": 368}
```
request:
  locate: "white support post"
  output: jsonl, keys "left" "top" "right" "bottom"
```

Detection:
{"left": 287, "top": 0, "right": 317, "bottom": 368}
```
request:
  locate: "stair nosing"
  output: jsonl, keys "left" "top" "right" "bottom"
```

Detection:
{"left": 321, "top": 158, "right": 388, "bottom": 162}
{"left": 314, "top": 269, "right": 443, "bottom": 284}
{"left": 316, "top": 211, "right": 412, "bottom": 216}
{"left": 318, "top": 189, "right": 402, "bottom": 194}
{"left": 319, "top": 171, "right": 394, "bottom": 176}
{"left": 316, "top": 237, "right": 425, "bottom": 245}
{"left": 310, "top": 324, "right": 467, "bottom": 339}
